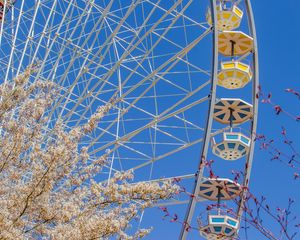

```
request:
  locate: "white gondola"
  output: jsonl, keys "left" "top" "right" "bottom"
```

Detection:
{"left": 212, "top": 132, "right": 251, "bottom": 160}
{"left": 200, "top": 214, "right": 239, "bottom": 240}
{"left": 207, "top": 4, "right": 243, "bottom": 31}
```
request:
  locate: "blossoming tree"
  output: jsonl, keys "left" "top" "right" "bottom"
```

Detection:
{"left": 0, "top": 66, "right": 179, "bottom": 239}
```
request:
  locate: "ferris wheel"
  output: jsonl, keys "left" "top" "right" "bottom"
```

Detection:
{"left": 0, "top": 0, "right": 259, "bottom": 239}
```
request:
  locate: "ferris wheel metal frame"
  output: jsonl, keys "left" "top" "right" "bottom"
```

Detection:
{"left": 0, "top": 0, "right": 259, "bottom": 239}
{"left": 1, "top": 0, "right": 216, "bottom": 178}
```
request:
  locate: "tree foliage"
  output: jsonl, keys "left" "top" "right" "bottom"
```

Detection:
{"left": 0, "top": 66, "right": 179, "bottom": 239}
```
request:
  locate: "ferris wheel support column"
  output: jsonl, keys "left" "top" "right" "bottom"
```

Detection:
{"left": 237, "top": 0, "right": 259, "bottom": 219}
{"left": 178, "top": 0, "right": 219, "bottom": 239}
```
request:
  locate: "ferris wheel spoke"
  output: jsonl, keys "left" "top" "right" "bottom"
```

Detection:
{"left": 118, "top": 142, "right": 153, "bottom": 160}
{"left": 4, "top": 0, "right": 24, "bottom": 83}
{"left": 89, "top": 95, "right": 209, "bottom": 158}
{"left": 57, "top": 0, "right": 187, "bottom": 126}
{"left": 63, "top": 25, "right": 212, "bottom": 146}
{"left": 16, "top": 0, "right": 41, "bottom": 75}
{"left": 71, "top": 111, "right": 220, "bottom": 184}
{"left": 33, "top": 0, "right": 76, "bottom": 80}
{"left": 86, "top": 72, "right": 211, "bottom": 155}
{"left": 104, "top": 37, "right": 195, "bottom": 95}
{"left": 29, "top": 0, "right": 73, "bottom": 72}
{"left": 145, "top": 0, "right": 208, "bottom": 31}
{"left": 43, "top": 0, "right": 145, "bottom": 125}
{"left": 129, "top": 126, "right": 229, "bottom": 172}
{"left": 44, "top": 0, "right": 114, "bottom": 84}
{"left": 100, "top": 9, "right": 205, "bottom": 66}
{"left": 23, "top": 1, "right": 85, "bottom": 75}
{"left": 130, "top": 138, "right": 205, "bottom": 172}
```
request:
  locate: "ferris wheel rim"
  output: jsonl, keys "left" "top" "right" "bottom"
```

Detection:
{"left": 179, "top": 0, "right": 219, "bottom": 238}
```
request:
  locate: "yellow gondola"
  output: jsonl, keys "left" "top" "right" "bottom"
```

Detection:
{"left": 218, "top": 61, "right": 252, "bottom": 89}
{"left": 207, "top": 5, "right": 243, "bottom": 31}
